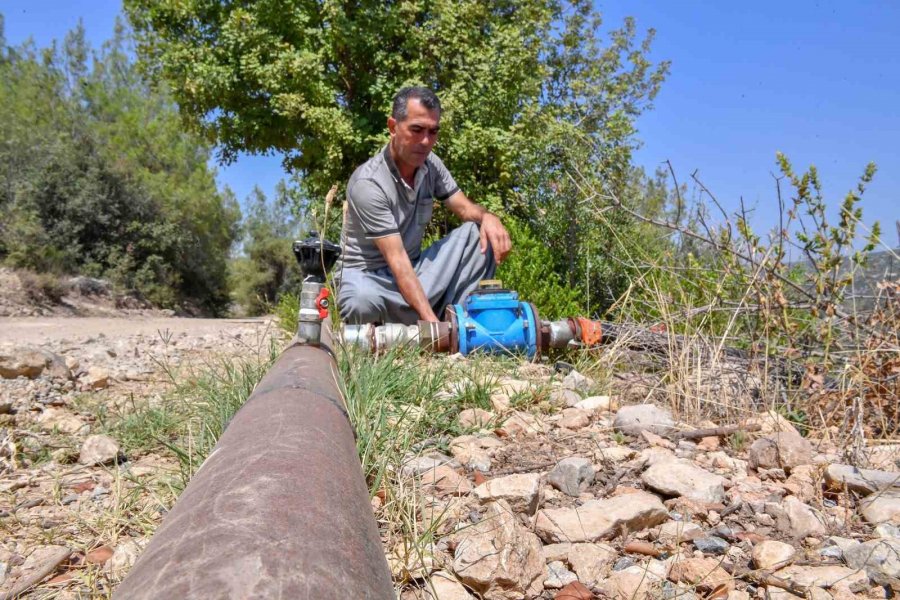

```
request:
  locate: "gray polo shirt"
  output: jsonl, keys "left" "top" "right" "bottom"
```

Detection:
{"left": 340, "top": 146, "right": 460, "bottom": 270}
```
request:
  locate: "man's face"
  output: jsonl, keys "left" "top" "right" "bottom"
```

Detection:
{"left": 388, "top": 98, "right": 440, "bottom": 170}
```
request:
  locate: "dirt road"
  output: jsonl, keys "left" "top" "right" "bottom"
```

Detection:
{"left": 0, "top": 315, "right": 273, "bottom": 346}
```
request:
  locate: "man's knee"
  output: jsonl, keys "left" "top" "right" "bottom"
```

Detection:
{"left": 338, "top": 284, "right": 383, "bottom": 324}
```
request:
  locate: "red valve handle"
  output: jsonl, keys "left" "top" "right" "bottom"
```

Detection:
{"left": 315, "top": 287, "right": 330, "bottom": 319}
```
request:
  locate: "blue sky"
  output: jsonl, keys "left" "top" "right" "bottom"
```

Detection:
{"left": 3, "top": 0, "right": 897, "bottom": 247}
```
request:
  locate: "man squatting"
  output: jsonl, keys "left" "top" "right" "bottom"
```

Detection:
{"left": 337, "top": 87, "right": 512, "bottom": 324}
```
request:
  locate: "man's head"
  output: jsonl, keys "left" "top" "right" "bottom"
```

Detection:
{"left": 388, "top": 87, "right": 441, "bottom": 171}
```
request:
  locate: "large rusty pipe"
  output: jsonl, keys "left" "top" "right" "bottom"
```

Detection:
{"left": 114, "top": 331, "right": 394, "bottom": 599}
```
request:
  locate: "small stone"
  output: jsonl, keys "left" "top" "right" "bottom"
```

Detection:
{"left": 613, "top": 404, "right": 676, "bottom": 436}
{"left": 566, "top": 542, "right": 617, "bottom": 586}
{"left": 425, "top": 571, "right": 474, "bottom": 600}
{"left": 576, "top": 395, "right": 616, "bottom": 413}
{"left": 694, "top": 536, "right": 729, "bottom": 555}
{"left": 497, "top": 378, "right": 530, "bottom": 397}
{"left": 458, "top": 408, "right": 494, "bottom": 429}
{"left": 108, "top": 539, "right": 144, "bottom": 576}
{"left": 697, "top": 436, "right": 720, "bottom": 451}
{"left": 550, "top": 388, "right": 581, "bottom": 407}
{"left": 500, "top": 411, "right": 546, "bottom": 436}
{"left": 79, "top": 435, "right": 122, "bottom": 466}
{"left": 747, "top": 431, "right": 813, "bottom": 473}
{"left": 402, "top": 455, "right": 456, "bottom": 478}
{"left": 547, "top": 457, "right": 595, "bottom": 497}
{"left": 599, "top": 566, "right": 664, "bottom": 600}
{"left": 37, "top": 407, "right": 87, "bottom": 434}
{"left": 554, "top": 581, "right": 593, "bottom": 600}
{"left": 452, "top": 501, "right": 545, "bottom": 599}
{"left": 669, "top": 557, "right": 734, "bottom": 593}
{"left": 545, "top": 560, "right": 577, "bottom": 589}
{"left": 561, "top": 369, "right": 593, "bottom": 393}
{"left": 85, "top": 545, "right": 114, "bottom": 564}
{"left": 843, "top": 538, "right": 900, "bottom": 581}
{"left": 473, "top": 473, "right": 541, "bottom": 514}
{"left": 557, "top": 408, "right": 590, "bottom": 430}
{"left": 859, "top": 489, "right": 900, "bottom": 524}
{"left": 774, "top": 565, "right": 869, "bottom": 591}
{"left": 535, "top": 491, "right": 668, "bottom": 543}
{"left": 0, "top": 346, "right": 69, "bottom": 379}
{"left": 656, "top": 520, "right": 703, "bottom": 545}
{"left": 752, "top": 540, "right": 796, "bottom": 569}
{"left": 490, "top": 393, "right": 511, "bottom": 413}
{"left": 825, "top": 464, "right": 900, "bottom": 495}
{"left": 421, "top": 465, "right": 473, "bottom": 497}
{"left": 766, "top": 496, "right": 828, "bottom": 538}
{"left": 641, "top": 460, "right": 726, "bottom": 504}
{"left": 81, "top": 366, "right": 110, "bottom": 390}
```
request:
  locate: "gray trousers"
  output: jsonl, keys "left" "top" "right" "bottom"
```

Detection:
{"left": 337, "top": 222, "right": 496, "bottom": 325}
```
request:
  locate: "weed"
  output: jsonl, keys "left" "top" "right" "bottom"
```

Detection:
{"left": 728, "top": 431, "right": 748, "bottom": 453}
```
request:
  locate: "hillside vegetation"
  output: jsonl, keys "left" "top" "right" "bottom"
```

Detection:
{"left": 0, "top": 17, "right": 240, "bottom": 314}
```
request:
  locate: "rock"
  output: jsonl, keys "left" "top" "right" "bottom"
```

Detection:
{"left": 490, "top": 393, "right": 511, "bottom": 413}
{"left": 599, "top": 566, "right": 665, "bottom": 600}
{"left": 497, "top": 378, "right": 530, "bottom": 397}
{"left": 669, "top": 557, "right": 734, "bottom": 593}
{"left": 535, "top": 491, "right": 668, "bottom": 543}
{"left": 0, "top": 346, "right": 69, "bottom": 379}
{"left": 859, "top": 489, "right": 900, "bottom": 524}
{"left": 500, "top": 411, "right": 546, "bottom": 436}
{"left": 108, "top": 539, "right": 144, "bottom": 576}
{"left": 746, "top": 410, "right": 803, "bottom": 437}
{"left": 596, "top": 446, "right": 636, "bottom": 463}
{"left": 473, "top": 473, "right": 542, "bottom": 514}
{"left": 642, "top": 430, "right": 675, "bottom": 449}
{"left": 656, "top": 520, "right": 703, "bottom": 545}
{"left": 81, "top": 366, "right": 110, "bottom": 390}
{"left": 542, "top": 543, "right": 573, "bottom": 563}
{"left": 402, "top": 454, "right": 456, "bottom": 478}
{"left": 566, "top": 542, "right": 617, "bottom": 586}
{"left": 85, "top": 545, "right": 114, "bottom": 565}
{"left": 875, "top": 523, "right": 900, "bottom": 538}
{"left": 545, "top": 561, "right": 577, "bottom": 589}
{"left": 37, "top": 407, "right": 87, "bottom": 434}
{"left": 421, "top": 465, "right": 472, "bottom": 497}
{"left": 576, "top": 395, "right": 615, "bottom": 413}
{"left": 697, "top": 436, "right": 720, "bottom": 452}
{"left": 458, "top": 408, "right": 493, "bottom": 429}
{"left": 550, "top": 388, "right": 581, "bottom": 407}
{"left": 641, "top": 460, "right": 726, "bottom": 504}
{"left": 752, "top": 540, "right": 796, "bottom": 569}
{"left": 547, "top": 457, "right": 595, "bottom": 497}
{"left": 694, "top": 536, "right": 729, "bottom": 555}
{"left": 557, "top": 408, "right": 590, "bottom": 430}
{"left": 452, "top": 501, "right": 545, "bottom": 599}
{"left": 554, "top": 581, "right": 593, "bottom": 600}
{"left": 561, "top": 370, "right": 593, "bottom": 393}
{"left": 747, "top": 431, "right": 813, "bottom": 473}
{"left": 79, "top": 435, "right": 122, "bottom": 466}
{"left": 825, "top": 464, "right": 900, "bottom": 495}
{"left": 774, "top": 565, "right": 869, "bottom": 591}
{"left": 613, "top": 404, "right": 675, "bottom": 436}
{"left": 843, "top": 538, "right": 900, "bottom": 582}
{"left": 780, "top": 496, "right": 829, "bottom": 538}
{"left": 425, "top": 572, "right": 474, "bottom": 600}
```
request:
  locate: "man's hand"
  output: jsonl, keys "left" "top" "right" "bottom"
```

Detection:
{"left": 479, "top": 212, "right": 511, "bottom": 264}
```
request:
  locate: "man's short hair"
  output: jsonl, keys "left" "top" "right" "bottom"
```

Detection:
{"left": 392, "top": 86, "right": 441, "bottom": 121}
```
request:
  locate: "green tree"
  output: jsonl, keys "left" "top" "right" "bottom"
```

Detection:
{"left": 0, "top": 17, "right": 241, "bottom": 313}
{"left": 125, "top": 0, "right": 669, "bottom": 312}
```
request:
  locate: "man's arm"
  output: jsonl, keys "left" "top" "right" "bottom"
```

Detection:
{"left": 373, "top": 234, "right": 440, "bottom": 322}
{"left": 444, "top": 191, "right": 512, "bottom": 263}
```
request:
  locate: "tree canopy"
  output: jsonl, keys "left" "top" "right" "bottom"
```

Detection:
{"left": 125, "top": 0, "right": 671, "bottom": 313}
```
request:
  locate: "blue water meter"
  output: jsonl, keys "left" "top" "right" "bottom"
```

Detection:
{"left": 447, "top": 281, "right": 541, "bottom": 357}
